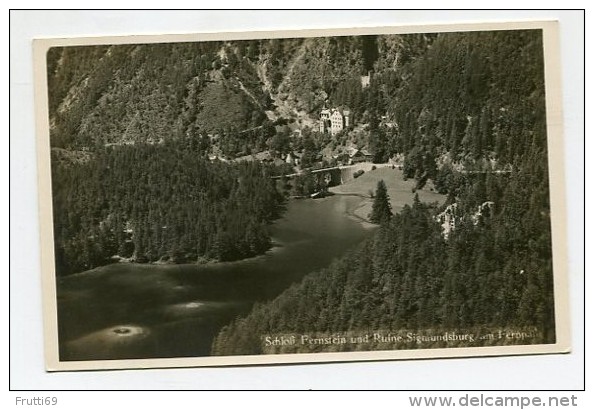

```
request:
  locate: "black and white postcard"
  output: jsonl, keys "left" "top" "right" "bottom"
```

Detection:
{"left": 33, "top": 20, "right": 570, "bottom": 371}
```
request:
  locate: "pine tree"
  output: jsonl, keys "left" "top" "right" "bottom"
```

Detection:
{"left": 369, "top": 180, "right": 392, "bottom": 224}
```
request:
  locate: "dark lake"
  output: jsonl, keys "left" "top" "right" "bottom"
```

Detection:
{"left": 57, "top": 195, "right": 376, "bottom": 361}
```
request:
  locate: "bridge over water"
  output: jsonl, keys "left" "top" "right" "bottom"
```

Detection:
{"left": 271, "top": 162, "right": 395, "bottom": 185}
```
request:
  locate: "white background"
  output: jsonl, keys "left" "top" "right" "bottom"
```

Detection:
{"left": 9, "top": 9, "right": 585, "bottom": 394}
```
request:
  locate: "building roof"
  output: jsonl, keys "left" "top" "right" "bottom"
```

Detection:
{"left": 321, "top": 107, "right": 351, "bottom": 117}
{"left": 346, "top": 146, "right": 359, "bottom": 157}
{"left": 254, "top": 150, "right": 273, "bottom": 161}
{"left": 235, "top": 150, "right": 272, "bottom": 162}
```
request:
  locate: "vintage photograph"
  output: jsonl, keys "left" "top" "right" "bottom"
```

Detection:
{"left": 34, "top": 21, "right": 569, "bottom": 370}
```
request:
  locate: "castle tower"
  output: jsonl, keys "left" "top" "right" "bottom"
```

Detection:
{"left": 360, "top": 71, "right": 371, "bottom": 88}
{"left": 320, "top": 107, "right": 331, "bottom": 133}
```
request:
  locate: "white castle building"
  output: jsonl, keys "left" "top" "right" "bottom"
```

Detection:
{"left": 319, "top": 107, "right": 350, "bottom": 136}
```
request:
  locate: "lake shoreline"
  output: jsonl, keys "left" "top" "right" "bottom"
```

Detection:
{"left": 61, "top": 171, "right": 444, "bottom": 279}
{"left": 57, "top": 195, "right": 375, "bottom": 360}
{"left": 325, "top": 192, "right": 377, "bottom": 228}
{"left": 62, "top": 230, "right": 292, "bottom": 278}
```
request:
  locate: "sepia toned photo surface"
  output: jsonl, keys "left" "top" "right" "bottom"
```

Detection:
{"left": 34, "top": 21, "right": 570, "bottom": 371}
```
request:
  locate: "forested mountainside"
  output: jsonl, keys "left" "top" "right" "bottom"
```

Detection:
{"left": 49, "top": 27, "right": 554, "bottom": 348}
{"left": 48, "top": 30, "right": 544, "bottom": 173}
{"left": 47, "top": 34, "right": 437, "bottom": 157}
{"left": 213, "top": 168, "right": 554, "bottom": 354}
{"left": 209, "top": 29, "right": 554, "bottom": 354}
{"left": 375, "top": 30, "right": 547, "bottom": 185}
{"left": 47, "top": 41, "right": 270, "bottom": 154}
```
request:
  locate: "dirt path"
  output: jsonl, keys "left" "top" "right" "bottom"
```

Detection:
{"left": 235, "top": 78, "right": 275, "bottom": 121}
{"left": 255, "top": 41, "right": 315, "bottom": 126}
{"left": 277, "top": 40, "right": 309, "bottom": 94}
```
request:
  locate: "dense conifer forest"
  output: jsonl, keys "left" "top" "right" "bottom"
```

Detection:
{"left": 210, "top": 29, "right": 555, "bottom": 353}
{"left": 51, "top": 143, "right": 285, "bottom": 275}
{"left": 213, "top": 178, "right": 554, "bottom": 354}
